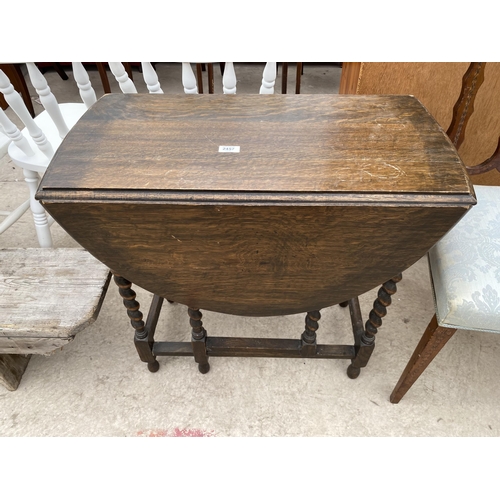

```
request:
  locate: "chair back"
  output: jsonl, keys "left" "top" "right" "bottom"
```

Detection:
{"left": 104, "top": 62, "right": 277, "bottom": 95}
{"left": 0, "top": 63, "right": 92, "bottom": 247}
{"left": 0, "top": 63, "right": 101, "bottom": 162}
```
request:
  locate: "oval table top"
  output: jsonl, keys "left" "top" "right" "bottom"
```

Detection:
{"left": 37, "top": 94, "right": 475, "bottom": 316}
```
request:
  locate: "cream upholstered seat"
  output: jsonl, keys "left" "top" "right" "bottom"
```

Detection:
{"left": 390, "top": 185, "right": 500, "bottom": 403}
{"left": 429, "top": 185, "right": 500, "bottom": 334}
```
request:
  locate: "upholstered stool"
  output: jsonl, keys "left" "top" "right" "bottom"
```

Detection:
{"left": 391, "top": 185, "right": 500, "bottom": 403}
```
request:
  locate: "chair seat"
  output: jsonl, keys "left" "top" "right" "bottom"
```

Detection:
{"left": 7, "top": 103, "right": 87, "bottom": 172}
{"left": 428, "top": 185, "right": 500, "bottom": 333}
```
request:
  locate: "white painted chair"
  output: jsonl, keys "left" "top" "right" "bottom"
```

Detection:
{"left": 107, "top": 62, "right": 277, "bottom": 95}
{"left": 105, "top": 62, "right": 277, "bottom": 95}
{"left": 0, "top": 63, "right": 93, "bottom": 247}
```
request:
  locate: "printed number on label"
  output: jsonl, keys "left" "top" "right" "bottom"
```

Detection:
{"left": 219, "top": 146, "right": 240, "bottom": 153}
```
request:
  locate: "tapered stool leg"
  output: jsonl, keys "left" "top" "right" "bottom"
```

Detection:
{"left": 390, "top": 314, "right": 456, "bottom": 403}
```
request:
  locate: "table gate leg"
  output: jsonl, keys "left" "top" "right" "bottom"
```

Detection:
{"left": 113, "top": 273, "right": 160, "bottom": 372}
{"left": 188, "top": 308, "right": 210, "bottom": 374}
{"left": 301, "top": 310, "right": 320, "bottom": 356}
{"left": 347, "top": 273, "right": 403, "bottom": 378}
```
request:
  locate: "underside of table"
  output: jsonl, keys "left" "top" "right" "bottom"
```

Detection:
{"left": 113, "top": 273, "right": 403, "bottom": 378}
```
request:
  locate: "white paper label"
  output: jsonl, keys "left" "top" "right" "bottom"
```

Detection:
{"left": 218, "top": 146, "right": 240, "bottom": 153}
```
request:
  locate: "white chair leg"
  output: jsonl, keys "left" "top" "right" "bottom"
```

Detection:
{"left": 0, "top": 199, "right": 31, "bottom": 235}
{"left": 23, "top": 169, "right": 53, "bottom": 247}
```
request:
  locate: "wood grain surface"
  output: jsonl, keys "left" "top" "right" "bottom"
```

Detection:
{"left": 0, "top": 248, "right": 110, "bottom": 353}
{"left": 44, "top": 202, "right": 467, "bottom": 316}
{"left": 39, "top": 93, "right": 472, "bottom": 198}
{"left": 340, "top": 62, "right": 500, "bottom": 186}
{"left": 344, "top": 62, "right": 469, "bottom": 133}
{"left": 37, "top": 94, "right": 475, "bottom": 317}
{"left": 459, "top": 63, "right": 500, "bottom": 165}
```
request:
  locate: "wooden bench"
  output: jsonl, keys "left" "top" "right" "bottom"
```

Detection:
{"left": 0, "top": 248, "right": 110, "bottom": 390}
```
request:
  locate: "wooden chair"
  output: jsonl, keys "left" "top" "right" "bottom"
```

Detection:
{"left": 0, "top": 247, "right": 110, "bottom": 391}
{"left": 97, "top": 62, "right": 277, "bottom": 95}
{"left": 390, "top": 62, "right": 500, "bottom": 403}
{"left": 181, "top": 62, "right": 277, "bottom": 94}
{"left": 0, "top": 63, "right": 93, "bottom": 247}
{"left": 279, "top": 62, "right": 303, "bottom": 94}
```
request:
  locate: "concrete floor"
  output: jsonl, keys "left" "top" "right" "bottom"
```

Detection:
{"left": 1, "top": 63, "right": 500, "bottom": 437}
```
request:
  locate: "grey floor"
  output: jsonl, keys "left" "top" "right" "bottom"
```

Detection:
{"left": 1, "top": 63, "right": 500, "bottom": 437}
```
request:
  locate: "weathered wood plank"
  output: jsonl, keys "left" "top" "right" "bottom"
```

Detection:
{"left": 0, "top": 248, "right": 110, "bottom": 352}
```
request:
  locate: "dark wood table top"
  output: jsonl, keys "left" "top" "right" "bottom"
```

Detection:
{"left": 42, "top": 93, "right": 473, "bottom": 204}
{"left": 38, "top": 94, "right": 475, "bottom": 316}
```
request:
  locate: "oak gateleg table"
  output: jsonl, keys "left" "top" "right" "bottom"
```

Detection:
{"left": 37, "top": 93, "right": 475, "bottom": 380}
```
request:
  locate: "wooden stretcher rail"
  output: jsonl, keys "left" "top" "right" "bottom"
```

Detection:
{"left": 152, "top": 338, "right": 355, "bottom": 359}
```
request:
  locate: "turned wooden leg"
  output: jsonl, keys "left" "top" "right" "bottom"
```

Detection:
{"left": 196, "top": 64, "right": 204, "bottom": 94}
{"left": 189, "top": 308, "right": 210, "bottom": 374}
{"left": 390, "top": 314, "right": 456, "bottom": 404}
{"left": 281, "top": 62, "right": 289, "bottom": 94}
{"left": 347, "top": 273, "right": 403, "bottom": 379}
{"left": 0, "top": 354, "right": 31, "bottom": 391}
{"left": 96, "top": 62, "right": 111, "bottom": 94}
{"left": 207, "top": 64, "right": 215, "bottom": 94}
{"left": 301, "top": 310, "right": 320, "bottom": 356}
{"left": 295, "top": 62, "right": 303, "bottom": 94}
{"left": 113, "top": 273, "right": 160, "bottom": 373}
{"left": 24, "top": 169, "right": 53, "bottom": 248}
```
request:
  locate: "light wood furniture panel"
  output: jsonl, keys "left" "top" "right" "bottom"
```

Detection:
{"left": 340, "top": 62, "right": 500, "bottom": 186}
